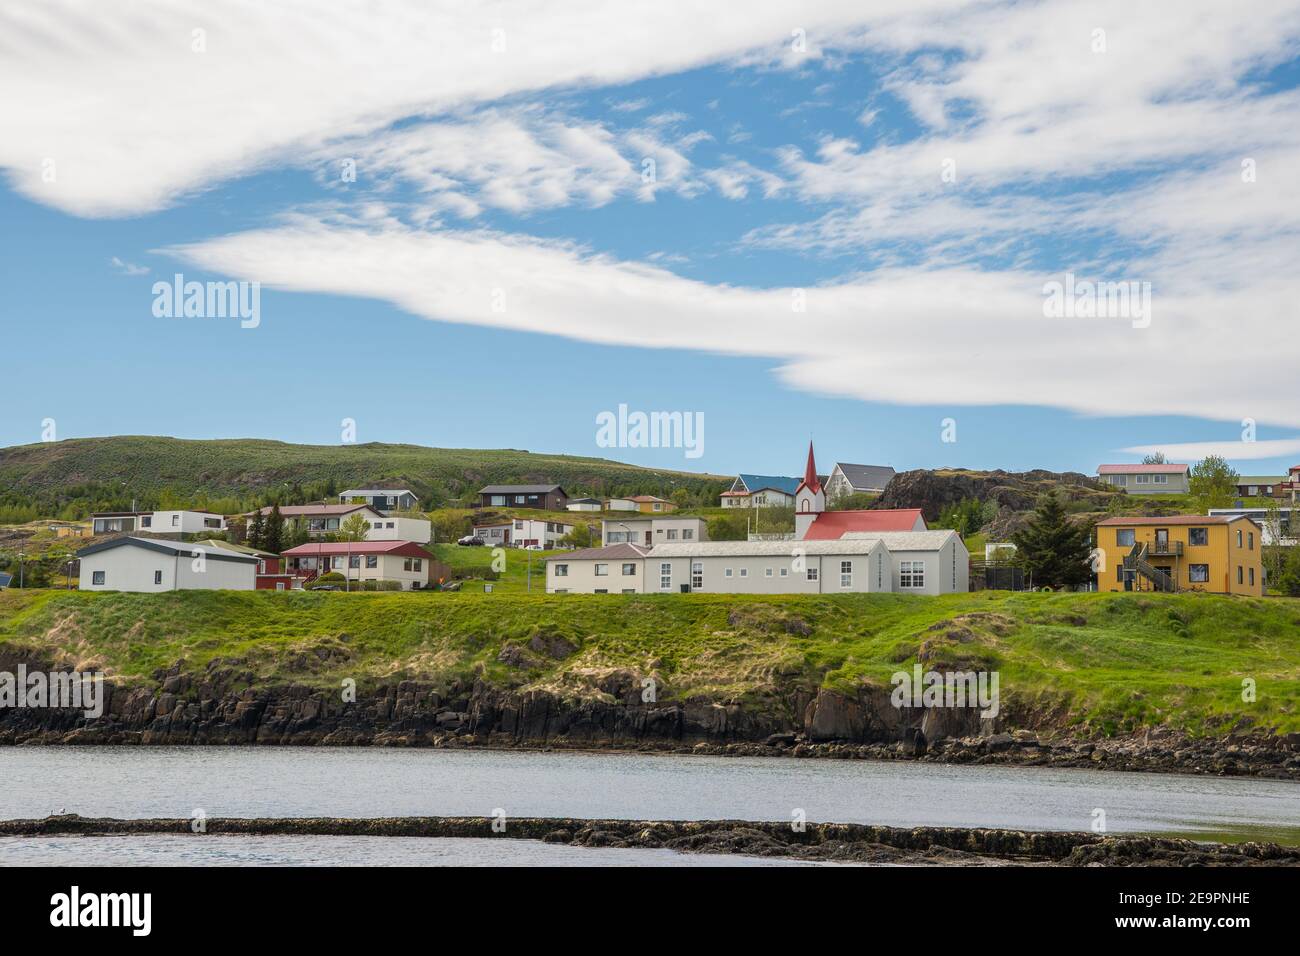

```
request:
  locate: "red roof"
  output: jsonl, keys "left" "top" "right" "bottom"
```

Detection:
{"left": 802, "top": 509, "right": 926, "bottom": 540}
{"left": 796, "top": 441, "right": 821, "bottom": 496}
{"left": 281, "top": 540, "right": 430, "bottom": 558}
{"left": 246, "top": 503, "right": 378, "bottom": 518}
{"left": 1097, "top": 463, "right": 1188, "bottom": 474}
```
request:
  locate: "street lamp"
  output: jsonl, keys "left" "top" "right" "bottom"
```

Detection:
{"left": 17, "top": 551, "right": 24, "bottom": 589}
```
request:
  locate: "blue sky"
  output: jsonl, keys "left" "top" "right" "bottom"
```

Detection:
{"left": 2, "top": 1, "right": 1299, "bottom": 479}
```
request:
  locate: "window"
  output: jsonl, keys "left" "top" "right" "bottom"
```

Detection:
{"left": 171, "top": 514, "right": 180, "bottom": 526}
{"left": 350, "top": 555, "right": 361, "bottom": 569}
{"left": 739, "top": 568, "right": 747, "bottom": 578}
{"left": 1248, "top": 532, "right": 1254, "bottom": 550}
{"left": 515, "top": 495, "right": 525, "bottom": 504}
{"left": 1188, "top": 528, "right": 1208, "bottom": 546}
{"left": 413, "top": 559, "right": 422, "bottom": 572}
{"left": 780, "top": 568, "right": 788, "bottom": 577}
{"left": 900, "top": 561, "right": 925, "bottom": 589}
{"left": 1189, "top": 564, "right": 1209, "bottom": 583}
{"left": 1108, "top": 475, "right": 1126, "bottom": 486}
{"left": 154, "top": 570, "right": 163, "bottom": 585}
{"left": 92, "top": 571, "right": 105, "bottom": 585}
{"left": 691, "top": 561, "right": 703, "bottom": 589}
{"left": 594, "top": 589, "right": 608, "bottom": 594}
{"left": 682, "top": 529, "right": 694, "bottom": 540}
{"left": 622, "top": 563, "right": 637, "bottom": 576}
{"left": 595, "top": 563, "right": 609, "bottom": 576}
{"left": 621, "top": 589, "right": 636, "bottom": 594}
{"left": 1249, "top": 567, "right": 1255, "bottom": 586}
{"left": 652, "top": 502, "right": 663, "bottom": 511}
{"left": 1237, "top": 529, "right": 1243, "bottom": 547}
{"left": 332, "top": 556, "right": 344, "bottom": 570}
{"left": 1152, "top": 474, "right": 1168, "bottom": 484}
{"left": 725, "top": 568, "right": 733, "bottom": 577}
{"left": 403, "top": 558, "right": 412, "bottom": 571}
{"left": 554, "top": 565, "right": 568, "bottom": 577}
{"left": 807, "top": 567, "right": 818, "bottom": 581}
{"left": 1115, "top": 529, "right": 1135, "bottom": 547}
{"left": 666, "top": 529, "right": 678, "bottom": 540}
{"left": 660, "top": 562, "right": 672, "bottom": 590}
{"left": 204, "top": 517, "right": 221, "bottom": 528}
{"left": 1135, "top": 474, "right": 1150, "bottom": 484}
{"left": 553, "top": 589, "right": 568, "bottom": 594}
{"left": 141, "top": 516, "right": 152, "bottom": 528}
{"left": 1238, "top": 566, "right": 1244, "bottom": 584}
{"left": 765, "top": 567, "right": 773, "bottom": 577}
{"left": 366, "top": 555, "right": 378, "bottom": 569}
{"left": 840, "top": 560, "right": 852, "bottom": 588}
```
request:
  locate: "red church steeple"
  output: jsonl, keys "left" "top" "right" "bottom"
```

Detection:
{"left": 797, "top": 441, "right": 821, "bottom": 495}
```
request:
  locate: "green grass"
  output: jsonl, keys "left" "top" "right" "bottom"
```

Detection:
{"left": 1, "top": 588, "right": 1295, "bottom": 737}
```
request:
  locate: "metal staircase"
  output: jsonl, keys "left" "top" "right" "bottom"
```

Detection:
{"left": 1123, "top": 542, "right": 1177, "bottom": 592}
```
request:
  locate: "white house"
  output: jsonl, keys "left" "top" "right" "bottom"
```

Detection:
{"left": 547, "top": 544, "right": 650, "bottom": 593}
{"left": 602, "top": 516, "right": 708, "bottom": 546}
{"left": 566, "top": 497, "right": 604, "bottom": 512}
{"left": 1097, "top": 463, "right": 1190, "bottom": 494}
{"left": 1209, "top": 507, "right": 1298, "bottom": 546}
{"left": 645, "top": 538, "right": 894, "bottom": 595}
{"left": 76, "top": 537, "right": 256, "bottom": 592}
{"left": 245, "top": 503, "right": 384, "bottom": 537}
{"left": 545, "top": 529, "right": 968, "bottom": 595}
{"left": 839, "top": 531, "right": 970, "bottom": 595}
{"left": 366, "top": 514, "right": 433, "bottom": 544}
{"left": 472, "top": 521, "right": 513, "bottom": 546}
{"left": 511, "top": 518, "right": 573, "bottom": 548}
{"left": 281, "top": 540, "right": 434, "bottom": 589}
{"left": 604, "top": 497, "right": 639, "bottom": 512}
{"left": 719, "top": 474, "right": 800, "bottom": 508}
{"left": 825, "top": 462, "right": 896, "bottom": 501}
{"left": 91, "top": 510, "right": 226, "bottom": 538}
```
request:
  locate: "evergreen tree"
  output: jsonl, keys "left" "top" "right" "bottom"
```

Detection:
{"left": 264, "top": 505, "right": 285, "bottom": 554}
{"left": 1011, "top": 491, "right": 1094, "bottom": 589}
{"left": 247, "top": 510, "right": 266, "bottom": 551}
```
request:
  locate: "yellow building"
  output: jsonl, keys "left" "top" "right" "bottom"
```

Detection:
{"left": 1095, "top": 515, "right": 1262, "bottom": 595}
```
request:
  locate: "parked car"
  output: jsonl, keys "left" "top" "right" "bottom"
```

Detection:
{"left": 457, "top": 535, "right": 486, "bottom": 546}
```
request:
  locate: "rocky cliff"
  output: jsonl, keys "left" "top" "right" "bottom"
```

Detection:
{"left": 2, "top": 650, "right": 1295, "bottom": 779}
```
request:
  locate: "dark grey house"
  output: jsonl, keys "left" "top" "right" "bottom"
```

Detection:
{"left": 476, "top": 484, "right": 569, "bottom": 511}
{"left": 338, "top": 488, "right": 420, "bottom": 513}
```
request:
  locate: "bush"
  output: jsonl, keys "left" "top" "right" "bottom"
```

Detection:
{"left": 308, "top": 572, "right": 347, "bottom": 589}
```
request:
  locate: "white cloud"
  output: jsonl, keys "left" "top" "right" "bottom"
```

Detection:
{"left": 0, "top": 0, "right": 946, "bottom": 218}
{"left": 109, "top": 256, "right": 149, "bottom": 276}
{"left": 166, "top": 216, "right": 1300, "bottom": 427}
{"left": 1122, "top": 439, "right": 1300, "bottom": 464}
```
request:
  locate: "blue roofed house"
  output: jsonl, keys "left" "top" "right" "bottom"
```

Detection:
{"left": 720, "top": 474, "right": 806, "bottom": 508}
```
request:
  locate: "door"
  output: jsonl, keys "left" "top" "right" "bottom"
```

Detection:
{"left": 1155, "top": 529, "right": 1169, "bottom": 552}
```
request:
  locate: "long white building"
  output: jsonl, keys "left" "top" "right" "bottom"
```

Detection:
{"left": 545, "top": 530, "right": 967, "bottom": 595}
{"left": 77, "top": 537, "right": 257, "bottom": 592}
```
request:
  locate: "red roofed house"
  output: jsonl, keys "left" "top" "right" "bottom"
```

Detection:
{"left": 794, "top": 442, "right": 927, "bottom": 541}
{"left": 282, "top": 540, "right": 435, "bottom": 590}
{"left": 1097, "top": 463, "right": 1190, "bottom": 495}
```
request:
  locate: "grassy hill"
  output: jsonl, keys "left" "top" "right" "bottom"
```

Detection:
{"left": 0, "top": 588, "right": 1295, "bottom": 736}
{"left": 0, "top": 436, "right": 731, "bottom": 519}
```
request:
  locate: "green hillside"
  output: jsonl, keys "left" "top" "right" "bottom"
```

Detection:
{"left": 0, "top": 436, "right": 730, "bottom": 519}
{"left": 1, "top": 588, "right": 1295, "bottom": 736}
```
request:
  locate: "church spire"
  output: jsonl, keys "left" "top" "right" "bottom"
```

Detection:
{"left": 797, "top": 441, "right": 821, "bottom": 495}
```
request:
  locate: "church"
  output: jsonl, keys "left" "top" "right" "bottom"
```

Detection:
{"left": 793, "top": 443, "right": 927, "bottom": 540}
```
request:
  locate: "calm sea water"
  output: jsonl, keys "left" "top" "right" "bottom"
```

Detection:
{"left": 1, "top": 747, "right": 1295, "bottom": 865}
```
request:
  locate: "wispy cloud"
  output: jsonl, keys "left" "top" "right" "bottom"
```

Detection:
{"left": 109, "top": 256, "right": 148, "bottom": 276}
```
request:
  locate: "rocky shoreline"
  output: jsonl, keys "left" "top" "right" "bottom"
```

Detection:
{"left": 2, "top": 814, "right": 1296, "bottom": 866}
{"left": 2, "top": 654, "right": 1296, "bottom": 779}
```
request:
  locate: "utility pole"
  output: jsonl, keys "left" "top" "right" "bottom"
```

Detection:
{"left": 18, "top": 551, "right": 24, "bottom": 589}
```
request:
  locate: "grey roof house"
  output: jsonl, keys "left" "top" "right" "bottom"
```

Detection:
{"left": 825, "top": 462, "right": 896, "bottom": 500}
